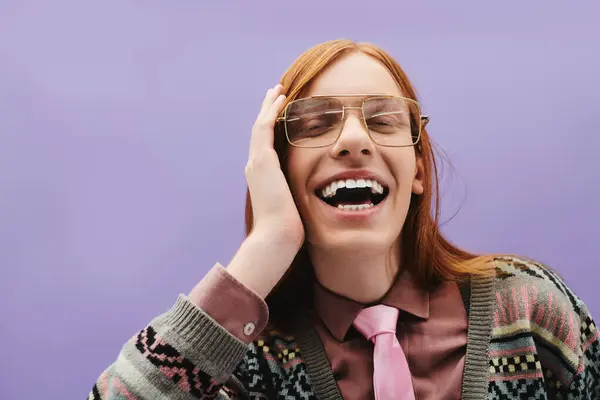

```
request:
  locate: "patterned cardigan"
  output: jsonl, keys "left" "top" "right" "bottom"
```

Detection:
{"left": 90, "top": 257, "right": 600, "bottom": 399}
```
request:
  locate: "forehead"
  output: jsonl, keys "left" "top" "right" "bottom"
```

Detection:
{"left": 303, "top": 52, "right": 403, "bottom": 102}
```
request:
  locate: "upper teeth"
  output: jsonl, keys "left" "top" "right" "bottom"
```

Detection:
{"left": 321, "top": 179, "right": 385, "bottom": 198}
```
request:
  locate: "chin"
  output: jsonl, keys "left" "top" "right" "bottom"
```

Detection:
{"left": 307, "top": 226, "right": 397, "bottom": 256}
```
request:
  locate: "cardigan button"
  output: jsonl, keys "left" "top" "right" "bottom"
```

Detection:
{"left": 243, "top": 322, "right": 256, "bottom": 336}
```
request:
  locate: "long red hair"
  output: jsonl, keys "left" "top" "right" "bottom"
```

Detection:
{"left": 244, "top": 40, "right": 492, "bottom": 330}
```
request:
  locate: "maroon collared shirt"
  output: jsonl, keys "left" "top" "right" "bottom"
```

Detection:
{"left": 312, "top": 269, "right": 468, "bottom": 400}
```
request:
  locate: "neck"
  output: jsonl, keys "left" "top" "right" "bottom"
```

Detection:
{"left": 308, "top": 243, "right": 401, "bottom": 304}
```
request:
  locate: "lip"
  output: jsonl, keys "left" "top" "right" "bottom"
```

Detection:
{"left": 316, "top": 194, "right": 387, "bottom": 221}
{"left": 314, "top": 169, "right": 389, "bottom": 191}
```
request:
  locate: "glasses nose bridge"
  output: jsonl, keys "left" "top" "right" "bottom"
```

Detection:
{"left": 340, "top": 105, "right": 366, "bottom": 127}
{"left": 342, "top": 105, "right": 364, "bottom": 118}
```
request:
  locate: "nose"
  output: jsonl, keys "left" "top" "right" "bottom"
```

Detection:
{"left": 330, "top": 113, "right": 375, "bottom": 160}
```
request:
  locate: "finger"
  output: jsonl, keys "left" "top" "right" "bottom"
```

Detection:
{"left": 257, "top": 85, "right": 283, "bottom": 120}
{"left": 250, "top": 92, "right": 285, "bottom": 154}
{"left": 265, "top": 93, "right": 287, "bottom": 122}
{"left": 259, "top": 88, "right": 273, "bottom": 113}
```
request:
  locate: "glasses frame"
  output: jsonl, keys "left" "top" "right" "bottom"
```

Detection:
{"left": 276, "top": 94, "right": 430, "bottom": 149}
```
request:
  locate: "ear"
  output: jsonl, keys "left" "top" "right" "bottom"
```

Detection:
{"left": 411, "top": 156, "right": 425, "bottom": 195}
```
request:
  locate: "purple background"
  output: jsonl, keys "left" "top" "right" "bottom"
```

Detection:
{"left": 1, "top": 1, "right": 598, "bottom": 398}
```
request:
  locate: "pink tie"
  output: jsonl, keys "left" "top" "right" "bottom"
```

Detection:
{"left": 353, "top": 304, "right": 415, "bottom": 400}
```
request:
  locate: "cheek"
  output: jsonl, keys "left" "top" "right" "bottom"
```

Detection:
{"left": 387, "top": 150, "right": 418, "bottom": 187}
{"left": 285, "top": 150, "right": 306, "bottom": 198}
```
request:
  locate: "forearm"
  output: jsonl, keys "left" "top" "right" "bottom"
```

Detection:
{"left": 226, "top": 229, "right": 302, "bottom": 299}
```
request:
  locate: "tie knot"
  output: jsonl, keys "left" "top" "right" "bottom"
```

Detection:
{"left": 352, "top": 304, "right": 399, "bottom": 341}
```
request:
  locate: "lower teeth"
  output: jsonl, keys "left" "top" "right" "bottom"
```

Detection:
{"left": 337, "top": 203, "right": 374, "bottom": 211}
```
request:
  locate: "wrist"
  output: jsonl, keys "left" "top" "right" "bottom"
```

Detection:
{"left": 226, "top": 229, "right": 301, "bottom": 299}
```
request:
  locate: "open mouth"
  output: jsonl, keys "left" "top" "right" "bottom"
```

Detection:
{"left": 316, "top": 178, "right": 389, "bottom": 211}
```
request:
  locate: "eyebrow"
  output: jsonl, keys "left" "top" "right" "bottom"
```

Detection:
{"left": 308, "top": 94, "right": 397, "bottom": 107}
{"left": 310, "top": 93, "right": 394, "bottom": 97}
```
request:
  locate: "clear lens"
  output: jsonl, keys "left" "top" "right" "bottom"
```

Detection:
{"left": 285, "top": 98, "right": 344, "bottom": 147}
{"left": 363, "top": 97, "right": 421, "bottom": 147}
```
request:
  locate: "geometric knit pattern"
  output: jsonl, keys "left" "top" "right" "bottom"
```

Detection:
{"left": 90, "top": 256, "right": 600, "bottom": 399}
{"left": 132, "top": 326, "right": 221, "bottom": 397}
{"left": 488, "top": 256, "right": 600, "bottom": 399}
{"left": 233, "top": 330, "right": 317, "bottom": 399}
{"left": 91, "top": 325, "right": 223, "bottom": 399}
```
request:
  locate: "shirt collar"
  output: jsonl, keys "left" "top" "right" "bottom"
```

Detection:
{"left": 313, "top": 268, "right": 430, "bottom": 342}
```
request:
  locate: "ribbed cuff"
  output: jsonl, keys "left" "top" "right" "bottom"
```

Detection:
{"left": 159, "top": 295, "right": 249, "bottom": 380}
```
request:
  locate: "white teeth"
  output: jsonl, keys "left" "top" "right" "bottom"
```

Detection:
{"left": 337, "top": 203, "right": 374, "bottom": 211}
{"left": 371, "top": 181, "right": 384, "bottom": 195}
{"left": 320, "top": 178, "right": 385, "bottom": 198}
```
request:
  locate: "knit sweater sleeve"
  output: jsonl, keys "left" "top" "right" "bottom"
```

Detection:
{"left": 88, "top": 296, "right": 251, "bottom": 399}
{"left": 88, "top": 265, "right": 271, "bottom": 399}
{"left": 492, "top": 256, "right": 600, "bottom": 399}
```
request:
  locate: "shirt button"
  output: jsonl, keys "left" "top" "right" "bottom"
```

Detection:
{"left": 243, "top": 322, "right": 255, "bottom": 336}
